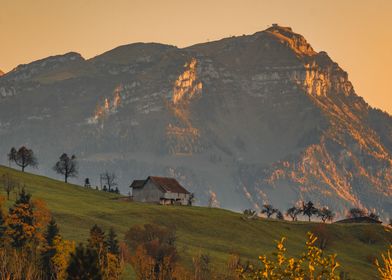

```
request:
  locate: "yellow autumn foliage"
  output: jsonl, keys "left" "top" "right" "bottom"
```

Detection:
{"left": 238, "top": 232, "right": 340, "bottom": 280}
{"left": 51, "top": 236, "right": 75, "bottom": 280}
{"left": 104, "top": 252, "right": 124, "bottom": 280}
{"left": 375, "top": 246, "right": 392, "bottom": 280}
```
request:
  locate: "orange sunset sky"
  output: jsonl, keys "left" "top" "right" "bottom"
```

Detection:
{"left": 1, "top": 0, "right": 391, "bottom": 113}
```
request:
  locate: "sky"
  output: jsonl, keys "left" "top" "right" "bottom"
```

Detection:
{"left": 1, "top": 0, "right": 391, "bottom": 113}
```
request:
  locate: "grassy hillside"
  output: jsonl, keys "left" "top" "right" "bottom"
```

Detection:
{"left": 0, "top": 165, "right": 390, "bottom": 279}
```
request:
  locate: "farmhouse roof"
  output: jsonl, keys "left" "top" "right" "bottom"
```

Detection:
{"left": 130, "top": 176, "right": 190, "bottom": 194}
{"left": 149, "top": 176, "right": 190, "bottom": 194}
{"left": 130, "top": 180, "right": 145, "bottom": 189}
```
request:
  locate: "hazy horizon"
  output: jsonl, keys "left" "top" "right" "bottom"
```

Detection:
{"left": 1, "top": 0, "right": 391, "bottom": 113}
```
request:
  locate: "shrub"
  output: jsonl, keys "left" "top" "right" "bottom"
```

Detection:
{"left": 375, "top": 246, "right": 392, "bottom": 280}
{"left": 238, "top": 232, "right": 340, "bottom": 279}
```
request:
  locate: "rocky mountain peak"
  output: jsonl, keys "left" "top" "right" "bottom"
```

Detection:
{"left": 264, "top": 24, "right": 316, "bottom": 56}
{"left": 0, "top": 69, "right": 4, "bottom": 76}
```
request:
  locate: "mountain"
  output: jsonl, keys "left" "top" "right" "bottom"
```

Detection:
{"left": 0, "top": 25, "right": 391, "bottom": 217}
{"left": 0, "top": 164, "right": 389, "bottom": 279}
{"left": 0, "top": 69, "right": 3, "bottom": 76}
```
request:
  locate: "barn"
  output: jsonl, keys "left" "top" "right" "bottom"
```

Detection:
{"left": 130, "top": 176, "right": 191, "bottom": 205}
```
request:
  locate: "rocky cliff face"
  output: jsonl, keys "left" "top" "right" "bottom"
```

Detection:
{"left": 0, "top": 26, "right": 391, "bottom": 217}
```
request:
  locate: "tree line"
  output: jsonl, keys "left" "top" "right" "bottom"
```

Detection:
{"left": 244, "top": 201, "right": 383, "bottom": 223}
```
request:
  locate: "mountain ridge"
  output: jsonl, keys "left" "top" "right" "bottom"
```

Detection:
{"left": 0, "top": 25, "right": 391, "bottom": 217}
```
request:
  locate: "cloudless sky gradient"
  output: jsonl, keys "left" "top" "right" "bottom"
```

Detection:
{"left": 1, "top": 0, "right": 391, "bottom": 113}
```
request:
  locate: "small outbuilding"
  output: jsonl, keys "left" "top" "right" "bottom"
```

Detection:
{"left": 130, "top": 176, "right": 190, "bottom": 205}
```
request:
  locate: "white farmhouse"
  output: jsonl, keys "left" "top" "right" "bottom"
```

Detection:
{"left": 130, "top": 176, "right": 191, "bottom": 205}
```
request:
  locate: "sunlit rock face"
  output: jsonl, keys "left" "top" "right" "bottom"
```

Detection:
{"left": 88, "top": 84, "right": 123, "bottom": 125}
{"left": 0, "top": 70, "right": 4, "bottom": 76}
{"left": 0, "top": 25, "right": 391, "bottom": 217}
{"left": 166, "top": 58, "right": 203, "bottom": 155}
{"left": 171, "top": 58, "right": 202, "bottom": 105}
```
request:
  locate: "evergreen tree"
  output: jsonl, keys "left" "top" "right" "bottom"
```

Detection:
{"left": 67, "top": 243, "right": 102, "bottom": 280}
{"left": 105, "top": 228, "right": 122, "bottom": 279}
{"left": 88, "top": 224, "right": 107, "bottom": 273}
{"left": 107, "top": 227, "right": 120, "bottom": 256}
{"left": 41, "top": 218, "right": 60, "bottom": 279}
{"left": 16, "top": 188, "right": 31, "bottom": 204}
{"left": 7, "top": 189, "right": 36, "bottom": 248}
{"left": 88, "top": 224, "right": 106, "bottom": 251}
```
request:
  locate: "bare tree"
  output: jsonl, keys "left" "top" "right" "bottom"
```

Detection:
{"left": 1, "top": 173, "right": 18, "bottom": 200}
{"left": 100, "top": 171, "right": 117, "bottom": 191}
{"left": 261, "top": 204, "right": 278, "bottom": 218}
{"left": 9, "top": 146, "right": 38, "bottom": 172}
{"left": 53, "top": 153, "right": 78, "bottom": 183}
{"left": 317, "top": 207, "right": 335, "bottom": 223}
{"left": 286, "top": 206, "right": 302, "bottom": 221}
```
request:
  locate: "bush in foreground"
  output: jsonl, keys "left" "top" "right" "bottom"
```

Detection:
{"left": 376, "top": 246, "right": 392, "bottom": 280}
{"left": 238, "top": 232, "right": 340, "bottom": 279}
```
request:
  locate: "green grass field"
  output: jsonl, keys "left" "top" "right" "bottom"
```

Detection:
{"left": 0, "top": 165, "right": 390, "bottom": 279}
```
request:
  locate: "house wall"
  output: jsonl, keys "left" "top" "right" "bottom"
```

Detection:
{"left": 162, "top": 192, "right": 190, "bottom": 205}
{"left": 132, "top": 180, "right": 163, "bottom": 203}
